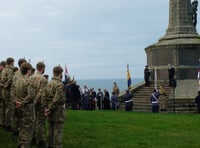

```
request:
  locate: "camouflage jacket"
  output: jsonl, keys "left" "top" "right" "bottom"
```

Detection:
{"left": 0, "top": 71, "right": 3, "bottom": 99}
{"left": 15, "top": 75, "right": 33, "bottom": 105}
{"left": 42, "top": 76, "right": 65, "bottom": 122}
{"left": 0, "top": 71, "right": 3, "bottom": 89}
{"left": 112, "top": 86, "right": 120, "bottom": 96}
{"left": 11, "top": 70, "right": 23, "bottom": 100}
{"left": 1, "top": 65, "right": 14, "bottom": 89}
{"left": 29, "top": 72, "right": 47, "bottom": 104}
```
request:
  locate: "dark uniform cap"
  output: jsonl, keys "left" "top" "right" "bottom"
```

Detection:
{"left": 18, "top": 58, "right": 27, "bottom": 67}
{"left": 53, "top": 66, "right": 63, "bottom": 74}
{"left": 36, "top": 62, "right": 45, "bottom": 68}
{"left": 0, "top": 61, "right": 6, "bottom": 66}
{"left": 6, "top": 57, "right": 14, "bottom": 64}
{"left": 21, "top": 62, "right": 32, "bottom": 70}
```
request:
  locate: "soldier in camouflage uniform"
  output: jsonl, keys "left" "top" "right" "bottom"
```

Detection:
{"left": 11, "top": 58, "right": 27, "bottom": 136}
{"left": 15, "top": 62, "right": 34, "bottom": 148}
{"left": 43, "top": 66, "right": 65, "bottom": 148}
{"left": 0, "top": 61, "right": 6, "bottom": 127}
{"left": 29, "top": 62, "right": 47, "bottom": 147}
{"left": 159, "top": 85, "right": 167, "bottom": 111}
{"left": 1, "top": 57, "right": 15, "bottom": 131}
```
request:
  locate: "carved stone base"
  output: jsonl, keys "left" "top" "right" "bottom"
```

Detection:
{"left": 145, "top": 37, "right": 200, "bottom": 80}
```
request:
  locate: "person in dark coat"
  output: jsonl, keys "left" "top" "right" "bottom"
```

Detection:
{"left": 96, "top": 88, "right": 104, "bottom": 110}
{"left": 82, "top": 92, "right": 90, "bottom": 110}
{"left": 123, "top": 90, "right": 134, "bottom": 111}
{"left": 195, "top": 91, "right": 200, "bottom": 113}
{"left": 103, "top": 89, "right": 110, "bottom": 110}
{"left": 150, "top": 89, "right": 160, "bottom": 113}
{"left": 144, "top": 65, "right": 151, "bottom": 86}
{"left": 168, "top": 64, "right": 175, "bottom": 87}
{"left": 69, "top": 81, "right": 81, "bottom": 110}
{"left": 65, "top": 83, "right": 72, "bottom": 109}
{"left": 89, "top": 88, "right": 96, "bottom": 110}
{"left": 111, "top": 92, "right": 118, "bottom": 110}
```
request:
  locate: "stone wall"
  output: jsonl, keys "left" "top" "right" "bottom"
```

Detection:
{"left": 145, "top": 43, "right": 200, "bottom": 80}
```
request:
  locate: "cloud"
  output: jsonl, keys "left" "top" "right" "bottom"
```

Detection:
{"left": 0, "top": 0, "right": 176, "bottom": 79}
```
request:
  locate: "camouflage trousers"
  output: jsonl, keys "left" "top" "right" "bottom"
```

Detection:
{"left": 0, "top": 97, "right": 4, "bottom": 125}
{"left": 47, "top": 121, "right": 64, "bottom": 148}
{"left": 13, "top": 108, "right": 20, "bottom": 132}
{"left": 36, "top": 108, "right": 46, "bottom": 142}
{"left": 2, "top": 89, "right": 14, "bottom": 127}
{"left": 159, "top": 95, "right": 167, "bottom": 110}
{"left": 18, "top": 103, "right": 34, "bottom": 148}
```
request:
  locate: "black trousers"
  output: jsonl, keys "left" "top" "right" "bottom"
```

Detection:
{"left": 152, "top": 104, "right": 159, "bottom": 113}
{"left": 125, "top": 102, "right": 133, "bottom": 111}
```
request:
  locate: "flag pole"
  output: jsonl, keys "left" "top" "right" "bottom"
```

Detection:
{"left": 198, "top": 58, "right": 200, "bottom": 90}
{"left": 154, "top": 67, "right": 157, "bottom": 91}
{"left": 64, "top": 64, "right": 69, "bottom": 82}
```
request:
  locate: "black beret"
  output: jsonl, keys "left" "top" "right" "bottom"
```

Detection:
{"left": 18, "top": 58, "right": 27, "bottom": 67}
{"left": 0, "top": 61, "right": 6, "bottom": 66}
{"left": 6, "top": 57, "right": 14, "bottom": 64}
{"left": 53, "top": 66, "right": 63, "bottom": 74}
{"left": 36, "top": 62, "right": 45, "bottom": 68}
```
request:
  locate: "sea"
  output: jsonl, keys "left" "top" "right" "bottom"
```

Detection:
{"left": 76, "top": 78, "right": 143, "bottom": 93}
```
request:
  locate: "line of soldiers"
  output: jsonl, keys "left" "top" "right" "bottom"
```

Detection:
{"left": 0, "top": 57, "right": 65, "bottom": 148}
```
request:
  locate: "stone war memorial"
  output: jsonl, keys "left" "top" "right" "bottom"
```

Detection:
{"left": 120, "top": 0, "right": 200, "bottom": 113}
{"left": 145, "top": 0, "right": 200, "bottom": 112}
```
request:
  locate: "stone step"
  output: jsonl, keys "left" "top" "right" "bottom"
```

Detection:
{"left": 136, "top": 88, "right": 172, "bottom": 92}
{"left": 134, "top": 92, "right": 153, "bottom": 95}
{"left": 119, "top": 81, "right": 198, "bottom": 113}
{"left": 133, "top": 98, "right": 151, "bottom": 102}
{"left": 119, "top": 104, "right": 197, "bottom": 113}
{"left": 134, "top": 103, "right": 151, "bottom": 106}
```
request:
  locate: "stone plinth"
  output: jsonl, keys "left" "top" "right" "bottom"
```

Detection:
{"left": 175, "top": 79, "right": 199, "bottom": 99}
{"left": 145, "top": 38, "right": 200, "bottom": 80}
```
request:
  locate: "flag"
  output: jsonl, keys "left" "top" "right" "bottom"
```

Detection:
{"left": 127, "top": 64, "right": 132, "bottom": 89}
{"left": 65, "top": 64, "right": 69, "bottom": 81}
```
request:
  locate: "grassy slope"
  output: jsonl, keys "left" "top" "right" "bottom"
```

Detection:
{"left": 1, "top": 110, "right": 200, "bottom": 148}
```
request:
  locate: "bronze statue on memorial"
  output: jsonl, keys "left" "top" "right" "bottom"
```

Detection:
{"left": 192, "top": 0, "right": 198, "bottom": 26}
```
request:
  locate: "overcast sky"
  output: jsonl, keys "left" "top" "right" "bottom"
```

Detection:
{"left": 0, "top": 0, "right": 198, "bottom": 79}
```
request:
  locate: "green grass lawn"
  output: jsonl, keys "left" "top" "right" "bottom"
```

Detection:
{"left": 1, "top": 110, "right": 200, "bottom": 148}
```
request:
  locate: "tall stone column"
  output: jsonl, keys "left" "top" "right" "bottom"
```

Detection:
{"left": 166, "top": 0, "right": 197, "bottom": 36}
{"left": 145, "top": 0, "right": 200, "bottom": 80}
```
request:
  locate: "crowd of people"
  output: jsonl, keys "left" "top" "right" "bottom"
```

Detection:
{"left": 1, "top": 56, "right": 199, "bottom": 147}
{"left": 0, "top": 57, "right": 65, "bottom": 148}
{"left": 64, "top": 81, "right": 120, "bottom": 111}
{"left": 0, "top": 59, "right": 184, "bottom": 147}
{"left": 0, "top": 57, "right": 122, "bottom": 148}
{"left": 145, "top": 64, "right": 174, "bottom": 113}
